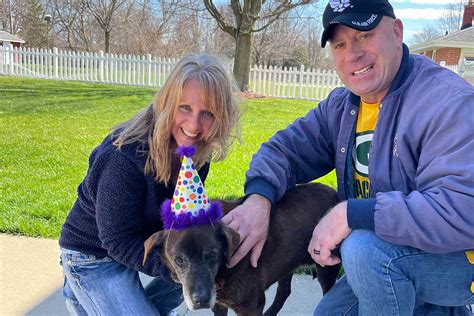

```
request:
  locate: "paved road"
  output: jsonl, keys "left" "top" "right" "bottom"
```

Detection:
{"left": 1, "top": 234, "right": 321, "bottom": 316}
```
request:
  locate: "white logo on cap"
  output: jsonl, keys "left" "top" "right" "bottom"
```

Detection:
{"left": 352, "top": 14, "right": 378, "bottom": 27}
{"left": 330, "top": 0, "right": 351, "bottom": 12}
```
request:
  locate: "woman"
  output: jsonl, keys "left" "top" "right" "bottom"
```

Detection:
{"left": 59, "top": 53, "right": 241, "bottom": 315}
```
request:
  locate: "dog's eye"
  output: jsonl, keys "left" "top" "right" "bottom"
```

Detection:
{"left": 174, "top": 256, "right": 186, "bottom": 267}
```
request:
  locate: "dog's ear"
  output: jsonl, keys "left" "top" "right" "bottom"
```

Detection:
{"left": 218, "top": 222, "right": 240, "bottom": 261}
{"left": 143, "top": 230, "right": 168, "bottom": 266}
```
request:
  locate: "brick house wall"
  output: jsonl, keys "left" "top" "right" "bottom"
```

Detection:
{"left": 434, "top": 48, "right": 462, "bottom": 65}
{"left": 424, "top": 51, "right": 434, "bottom": 59}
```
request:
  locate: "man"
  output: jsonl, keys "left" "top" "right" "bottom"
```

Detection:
{"left": 222, "top": 0, "right": 474, "bottom": 314}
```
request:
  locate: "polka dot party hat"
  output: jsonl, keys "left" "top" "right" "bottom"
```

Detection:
{"left": 160, "top": 145, "right": 222, "bottom": 230}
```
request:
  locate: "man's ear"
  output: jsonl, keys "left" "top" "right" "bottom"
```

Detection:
{"left": 218, "top": 222, "right": 240, "bottom": 261}
{"left": 393, "top": 18, "right": 404, "bottom": 46}
{"left": 143, "top": 230, "right": 169, "bottom": 266}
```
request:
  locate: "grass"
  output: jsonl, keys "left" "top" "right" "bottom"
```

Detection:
{"left": 0, "top": 76, "right": 336, "bottom": 239}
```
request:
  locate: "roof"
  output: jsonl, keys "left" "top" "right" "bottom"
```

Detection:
{"left": 0, "top": 31, "right": 25, "bottom": 44}
{"left": 410, "top": 27, "right": 474, "bottom": 53}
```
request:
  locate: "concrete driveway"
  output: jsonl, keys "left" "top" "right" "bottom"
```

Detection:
{"left": 0, "top": 233, "right": 322, "bottom": 315}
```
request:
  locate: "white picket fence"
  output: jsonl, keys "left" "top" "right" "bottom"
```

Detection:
{"left": 0, "top": 45, "right": 343, "bottom": 101}
{"left": 249, "top": 64, "right": 342, "bottom": 100}
{"left": 441, "top": 62, "right": 458, "bottom": 73}
{"left": 0, "top": 45, "right": 177, "bottom": 87}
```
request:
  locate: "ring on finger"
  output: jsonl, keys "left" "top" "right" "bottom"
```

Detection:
{"left": 313, "top": 249, "right": 321, "bottom": 255}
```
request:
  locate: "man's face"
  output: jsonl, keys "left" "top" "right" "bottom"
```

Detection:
{"left": 329, "top": 17, "right": 403, "bottom": 104}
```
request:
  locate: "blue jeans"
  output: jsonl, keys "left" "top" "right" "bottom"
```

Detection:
{"left": 315, "top": 230, "right": 474, "bottom": 315}
{"left": 60, "top": 248, "right": 183, "bottom": 315}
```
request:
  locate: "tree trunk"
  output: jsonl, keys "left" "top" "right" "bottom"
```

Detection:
{"left": 233, "top": 32, "right": 252, "bottom": 91}
{"left": 105, "top": 30, "right": 110, "bottom": 53}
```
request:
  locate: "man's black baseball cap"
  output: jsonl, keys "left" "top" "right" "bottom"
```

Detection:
{"left": 321, "top": 0, "right": 396, "bottom": 47}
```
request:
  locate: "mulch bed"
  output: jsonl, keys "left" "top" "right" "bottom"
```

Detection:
{"left": 238, "top": 91, "right": 267, "bottom": 99}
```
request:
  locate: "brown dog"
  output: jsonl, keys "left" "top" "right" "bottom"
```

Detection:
{"left": 143, "top": 182, "right": 340, "bottom": 316}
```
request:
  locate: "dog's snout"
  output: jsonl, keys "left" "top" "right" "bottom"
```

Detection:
{"left": 191, "top": 289, "right": 212, "bottom": 308}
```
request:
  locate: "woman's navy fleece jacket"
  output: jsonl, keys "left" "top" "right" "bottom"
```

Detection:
{"left": 59, "top": 133, "right": 210, "bottom": 278}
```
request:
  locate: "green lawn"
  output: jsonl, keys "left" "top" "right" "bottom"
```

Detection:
{"left": 0, "top": 76, "right": 336, "bottom": 239}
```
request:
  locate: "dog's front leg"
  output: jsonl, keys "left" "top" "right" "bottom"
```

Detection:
{"left": 235, "top": 306, "right": 265, "bottom": 316}
{"left": 212, "top": 302, "right": 228, "bottom": 316}
{"left": 233, "top": 290, "right": 266, "bottom": 316}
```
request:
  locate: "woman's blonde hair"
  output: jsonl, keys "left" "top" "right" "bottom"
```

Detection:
{"left": 113, "top": 53, "right": 241, "bottom": 184}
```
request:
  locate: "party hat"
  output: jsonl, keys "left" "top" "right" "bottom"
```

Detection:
{"left": 161, "top": 146, "right": 222, "bottom": 230}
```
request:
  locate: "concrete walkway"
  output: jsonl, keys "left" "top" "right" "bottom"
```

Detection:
{"left": 0, "top": 233, "right": 322, "bottom": 315}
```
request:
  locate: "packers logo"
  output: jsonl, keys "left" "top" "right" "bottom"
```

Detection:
{"left": 353, "top": 132, "right": 373, "bottom": 177}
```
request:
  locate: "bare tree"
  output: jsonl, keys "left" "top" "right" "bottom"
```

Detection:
{"left": 252, "top": 14, "right": 297, "bottom": 65}
{"left": 81, "top": 0, "right": 127, "bottom": 52}
{"left": 203, "top": 0, "right": 314, "bottom": 91}
{"left": 410, "top": 23, "right": 443, "bottom": 45}
{"left": 2, "top": 0, "right": 10, "bottom": 32}
{"left": 410, "top": 0, "right": 467, "bottom": 45}
{"left": 16, "top": 0, "right": 49, "bottom": 47}
{"left": 156, "top": 0, "right": 203, "bottom": 56}
{"left": 438, "top": 0, "right": 467, "bottom": 32}
{"left": 303, "top": 21, "right": 323, "bottom": 67}
{"left": 5, "top": 0, "right": 328, "bottom": 73}
{"left": 115, "top": 0, "right": 190, "bottom": 56}
{"left": 51, "top": 0, "right": 89, "bottom": 50}
{"left": 3, "top": 0, "right": 22, "bottom": 34}
{"left": 47, "top": 0, "right": 184, "bottom": 54}
{"left": 199, "top": 5, "right": 236, "bottom": 57}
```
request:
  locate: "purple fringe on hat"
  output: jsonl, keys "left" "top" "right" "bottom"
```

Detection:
{"left": 160, "top": 199, "right": 223, "bottom": 230}
{"left": 176, "top": 145, "right": 196, "bottom": 158}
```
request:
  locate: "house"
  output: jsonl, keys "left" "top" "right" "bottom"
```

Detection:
{"left": 409, "top": 0, "right": 474, "bottom": 83}
{"left": 0, "top": 31, "right": 26, "bottom": 67}
{"left": 0, "top": 31, "right": 25, "bottom": 48}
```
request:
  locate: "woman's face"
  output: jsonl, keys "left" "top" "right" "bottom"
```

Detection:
{"left": 171, "top": 79, "right": 215, "bottom": 147}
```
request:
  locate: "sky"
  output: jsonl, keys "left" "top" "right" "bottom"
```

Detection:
{"left": 390, "top": 0, "right": 463, "bottom": 43}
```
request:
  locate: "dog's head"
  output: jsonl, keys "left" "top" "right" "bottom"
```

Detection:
{"left": 143, "top": 222, "right": 239, "bottom": 310}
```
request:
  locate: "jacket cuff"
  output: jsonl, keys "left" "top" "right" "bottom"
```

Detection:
{"left": 244, "top": 178, "right": 277, "bottom": 205}
{"left": 347, "top": 198, "right": 376, "bottom": 231}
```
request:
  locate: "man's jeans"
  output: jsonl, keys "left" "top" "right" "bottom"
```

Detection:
{"left": 315, "top": 230, "right": 474, "bottom": 315}
{"left": 60, "top": 248, "right": 183, "bottom": 315}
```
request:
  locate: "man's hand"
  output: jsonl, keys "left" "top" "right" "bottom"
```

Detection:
{"left": 221, "top": 194, "right": 271, "bottom": 268}
{"left": 307, "top": 201, "right": 352, "bottom": 267}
